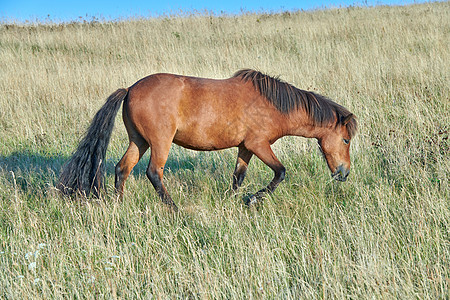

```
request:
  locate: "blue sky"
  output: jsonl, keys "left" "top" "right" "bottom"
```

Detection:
{"left": 1, "top": 0, "right": 428, "bottom": 23}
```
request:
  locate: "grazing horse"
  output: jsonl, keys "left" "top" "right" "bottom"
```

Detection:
{"left": 58, "top": 69, "right": 357, "bottom": 211}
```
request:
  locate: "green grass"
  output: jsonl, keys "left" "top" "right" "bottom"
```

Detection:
{"left": 0, "top": 2, "right": 449, "bottom": 298}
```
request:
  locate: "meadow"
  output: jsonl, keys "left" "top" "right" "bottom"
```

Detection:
{"left": 0, "top": 2, "right": 448, "bottom": 298}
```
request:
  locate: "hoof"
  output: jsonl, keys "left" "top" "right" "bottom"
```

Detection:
{"left": 162, "top": 199, "right": 179, "bottom": 213}
{"left": 244, "top": 194, "right": 261, "bottom": 206}
{"left": 168, "top": 203, "right": 179, "bottom": 213}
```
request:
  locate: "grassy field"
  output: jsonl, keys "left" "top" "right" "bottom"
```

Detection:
{"left": 0, "top": 2, "right": 449, "bottom": 298}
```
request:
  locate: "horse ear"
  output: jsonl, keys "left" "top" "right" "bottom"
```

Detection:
{"left": 341, "top": 114, "right": 354, "bottom": 126}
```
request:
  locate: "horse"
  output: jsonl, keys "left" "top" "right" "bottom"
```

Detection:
{"left": 57, "top": 69, "right": 357, "bottom": 211}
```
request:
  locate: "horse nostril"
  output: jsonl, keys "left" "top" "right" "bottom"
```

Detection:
{"left": 333, "top": 165, "right": 350, "bottom": 181}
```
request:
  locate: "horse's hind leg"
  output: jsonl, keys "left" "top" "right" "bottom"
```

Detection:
{"left": 232, "top": 145, "right": 253, "bottom": 191}
{"left": 146, "top": 140, "right": 178, "bottom": 212}
{"left": 115, "top": 139, "right": 149, "bottom": 198}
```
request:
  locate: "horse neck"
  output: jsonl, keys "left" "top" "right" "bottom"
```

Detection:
{"left": 285, "top": 108, "right": 334, "bottom": 139}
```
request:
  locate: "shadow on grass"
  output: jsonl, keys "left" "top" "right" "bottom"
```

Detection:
{"left": 1, "top": 148, "right": 370, "bottom": 208}
{"left": 0, "top": 150, "right": 68, "bottom": 195}
{"left": 0, "top": 149, "right": 209, "bottom": 195}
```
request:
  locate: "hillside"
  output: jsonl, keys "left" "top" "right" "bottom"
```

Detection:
{"left": 0, "top": 3, "right": 448, "bottom": 298}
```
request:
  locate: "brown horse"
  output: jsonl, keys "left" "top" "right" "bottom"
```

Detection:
{"left": 58, "top": 69, "right": 357, "bottom": 211}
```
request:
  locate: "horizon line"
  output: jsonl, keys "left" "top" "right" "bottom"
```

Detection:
{"left": 0, "top": 1, "right": 434, "bottom": 25}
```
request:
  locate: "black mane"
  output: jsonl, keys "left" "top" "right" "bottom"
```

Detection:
{"left": 233, "top": 69, "right": 357, "bottom": 138}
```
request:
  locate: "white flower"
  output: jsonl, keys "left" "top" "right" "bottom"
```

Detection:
{"left": 38, "top": 243, "right": 47, "bottom": 249}
{"left": 33, "top": 278, "right": 40, "bottom": 284}
{"left": 16, "top": 275, "right": 24, "bottom": 279}
{"left": 28, "top": 262, "right": 37, "bottom": 271}
{"left": 25, "top": 252, "right": 34, "bottom": 260}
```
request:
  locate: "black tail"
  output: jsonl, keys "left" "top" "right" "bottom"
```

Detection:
{"left": 57, "top": 88, "right": 128, "bottom": 197}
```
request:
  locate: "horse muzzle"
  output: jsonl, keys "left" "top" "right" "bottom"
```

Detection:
{"left": 332, "top": 165, "right": 350, "bottom": 182}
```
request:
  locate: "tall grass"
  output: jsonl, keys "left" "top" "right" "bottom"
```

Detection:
{"left": 0, "top": 3, "right": 448, "bottom": 298}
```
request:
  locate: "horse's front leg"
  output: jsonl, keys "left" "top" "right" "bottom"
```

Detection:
{"left": 245, "top": 142, "right": 286, "bottom": 206}
{"left": 232, "top": 145, "right": 253, "bottom": 192}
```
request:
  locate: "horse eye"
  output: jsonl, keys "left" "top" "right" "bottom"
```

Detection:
{"left": 343, "top": 139, "right": 350, "bottom": 145}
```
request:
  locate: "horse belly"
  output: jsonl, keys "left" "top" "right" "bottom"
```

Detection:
{"left": 173, "top": 117, "right": 246, "bottom": 151}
